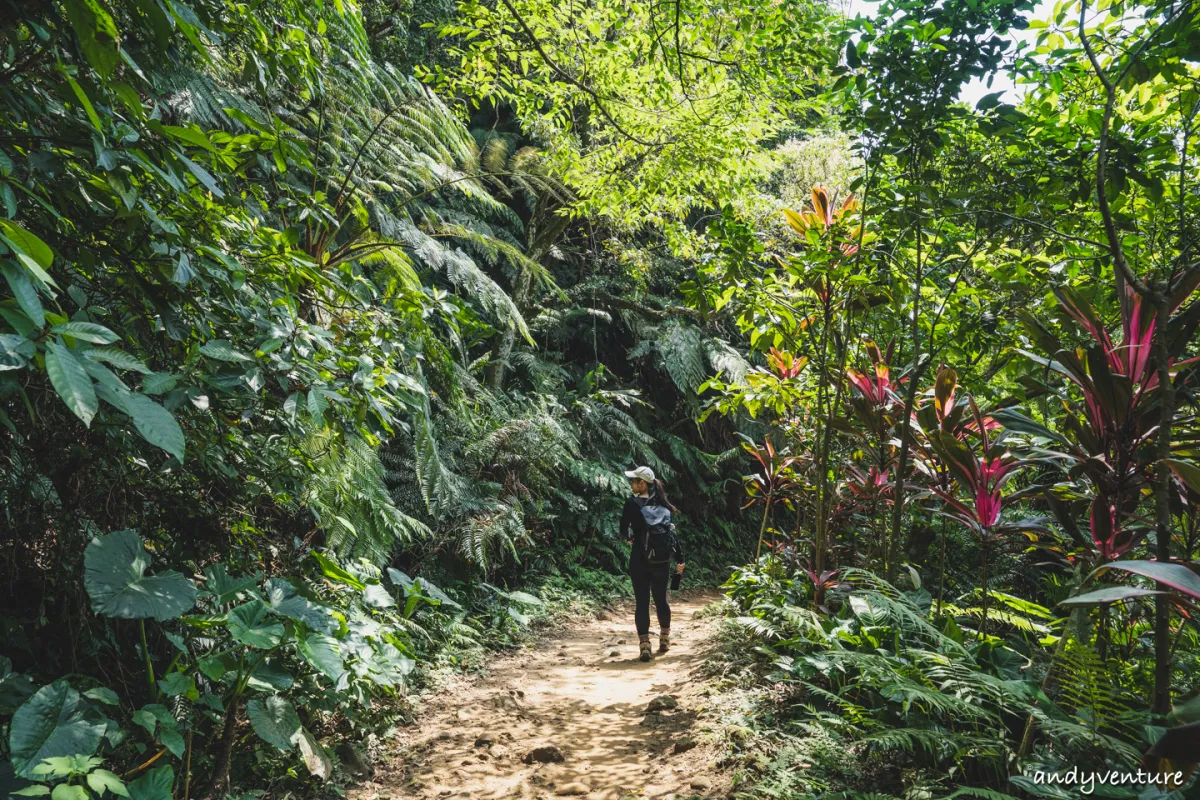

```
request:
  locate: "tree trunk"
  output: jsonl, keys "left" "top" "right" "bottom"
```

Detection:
{"left": 486, "top": 265, "right": 533, "bottom": 390}
{"left": 887, "top": 372, "right": 922, "bottom": 581}
{"left": 755, "top": 500, "right": 771, "bottom": 562}
{"left": 936, "top": 516, "right": 947, "bottom": 617}
{"left": 886, "top": 228, "right": 924, "bottom": 582}
{"left": 979, "top": 539, "right": 990, "bottom": 638}
{"left": 1151, "top": 292, "right": 1176, "bottom": 715}
{"left": 199, "top": 697, "right": 241, "bottom": 800}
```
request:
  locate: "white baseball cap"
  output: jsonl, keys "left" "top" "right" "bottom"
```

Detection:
{"left": 624, "top": 466, "right": 655, "bottom": 483}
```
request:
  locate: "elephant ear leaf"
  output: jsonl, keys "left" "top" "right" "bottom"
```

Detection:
{"left": 9, "top": 681, "right": 107, "bottom": 778}
{"left": 126, "top": 766, "right": 173, "bottom": 800}
{"left": 246, "top": 696, "right": 302, "bottom": 750}
{"left": 84, "top": 530, "right": 198, "bottom": 620}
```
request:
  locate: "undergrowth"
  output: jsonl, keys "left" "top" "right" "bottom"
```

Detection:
{"left": 703, "top": 559, "right": 1199, "bottom": 800}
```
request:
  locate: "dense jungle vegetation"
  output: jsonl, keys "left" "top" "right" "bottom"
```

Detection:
{"left": 2, "top": 0, "right": 1200, "bottom": 797}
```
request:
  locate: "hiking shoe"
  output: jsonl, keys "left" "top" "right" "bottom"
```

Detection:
{"left": 658, "top": 630, "right": 670, "bottom": 654}
{"left": 639, "top": 636, "right": 652, "bottom": 662}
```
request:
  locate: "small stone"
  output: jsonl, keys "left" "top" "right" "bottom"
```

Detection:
{"left": 690, "top": 778, "right": 711, "bottom": 790}
{"left": 673, "top": 737, "right": 697, "bottom": 755}
{"left": 555, "top": 783, "right": 591, "bottom": 796}
{"left": 491, "top": 745, "right": 509, "bottom": 759}
{"left": 492, "top": 694, "right": 521, "bottom": 710}
{"left": 647, "top": 695, "right": 678, "bottom": 713}
{"left": 523, "top": 745, "right": 565, "bottom": 764}
{"left": 474, "top": 733, "right": 495, "bottom": 748}
{"left": 460, "top": 759, "right": 472, "bottom": 766}
{"left": 616, "top": 639, "right": 626, "bottom": 644}
{"left": 560, "top": 644, "right": 568, "bottom": 649}
{"left": 436, "top": 731, "right": 453, "bottom": 741}
{"left": 608, "top": 650, "right": 620, "bottom": 657}
{"left": 597, "top": 612, "right": 610, "bottom": 620}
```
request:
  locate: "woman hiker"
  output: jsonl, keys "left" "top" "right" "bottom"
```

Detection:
{"left": 621, "top": 466, "right": 686, "bottom": 662}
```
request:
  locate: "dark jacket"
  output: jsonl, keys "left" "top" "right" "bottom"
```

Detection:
{"left": 621, "top": 496, "right": 685, "bottom": 568}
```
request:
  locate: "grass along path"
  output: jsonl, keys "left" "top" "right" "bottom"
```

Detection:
{"left": 352, "top": 592, "right": 730, "bottom": 800}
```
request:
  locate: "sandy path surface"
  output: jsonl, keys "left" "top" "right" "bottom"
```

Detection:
{"left": 353, "top": 593, "right": 728, "bottom": 800}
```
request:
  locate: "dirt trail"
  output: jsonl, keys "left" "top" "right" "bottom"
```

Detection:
{"left": 354, "top": 593, "right": 728, "bottom": 800}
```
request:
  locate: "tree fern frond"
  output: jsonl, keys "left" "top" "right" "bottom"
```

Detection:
{"left": 302, "top": 429, "right": 429, "bottom": 563}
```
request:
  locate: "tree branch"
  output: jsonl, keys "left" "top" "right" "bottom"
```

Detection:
{"left": 495, "top": 0, "right": 665, "bottom": 148}
{"left": 591, "top": 291, "right": 702, "bottom": 321}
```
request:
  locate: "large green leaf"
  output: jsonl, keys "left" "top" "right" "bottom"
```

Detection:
{"left": 366, "top": 643, "right": 415, "bottom": 687}
{"left": 502, "top": 590, "right": 544, "bottom": 607}
{"left": 0, "top": 221, "right": 55, "bottom": 285}
{"left": 51, "top": 322, "right": 118, "bottom": 345}
{"left": 1166, "top": 459, "right": 1200, "bottom": 495}
{"left": 203, "top": 564, "right": 259, "bottom": 605}
{"left": 0, "top": 657, "right": 37, "bottom": 713}
{"left": 265, "top": 580, "right": 336, "bottom": 634}
{"left": 0, "top": 334, "right": 35, "bottom": 371}
{"left": 1090, "top": 560, "right": 1200, "bottom": 602}
{"left": 8, "top": 682, "right": 106, "bottom": 778}
{"left": 246, "top": 696, "right": 301, "bottom": 750}
{"left": 990, "top": 407, "right": 1072, "bottom": 448}
{"left": 415, "top": 578, "right": 461, "bottom": 610}
{"left": 297, "top": 632, "right": 343, "bottom": 681}
{"left": 244, "top": 660, "right": 294, "bottom": 693}
{"left": 46, "top": 341, "right": 97, "bottom": 427}
{"left": 227, "top": 600, "right": 284, "bottom": 648}
{"left": 126, "top": 767, "right": 173, "bottom": 800}
{"left": 1059, "top": 586, "right": 1164, "bottom": 607}
{"left": 83, "top": 348, "right": 150, "bottom": 374}
{"left": 1, "top": 261, "right": 45, "bottom": 328}
{"left": 361, "top": 583, "right": 395, "bottom": 609}
{"left": 61, "top": 0, "right": 121, "bottom": 77}
{"left": 310, "top": 552, "right": 365, "bottom": 590}
{"left": 85, "top": 769, "right": 128, "bottom": 798}
{"left": 198, "top": 340, "right": 251, "bottom": 362}
{"left": 123, "top": 393, "right": 185, "bottom": 463}
{"left": 84, "top": 530, "right": 198, "bottom": 621}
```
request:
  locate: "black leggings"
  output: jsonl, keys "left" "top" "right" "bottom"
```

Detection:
{"left": 631, "top": 561, "right": 671, "bottom": 636}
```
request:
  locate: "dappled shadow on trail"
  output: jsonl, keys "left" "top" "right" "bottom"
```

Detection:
{"left": 350, "top": 594, "right": 727, "bottom": 800}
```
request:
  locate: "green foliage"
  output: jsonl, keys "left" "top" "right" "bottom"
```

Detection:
{"left": 5, "top": 0, "right": 1199, "bottom": 798}
{"left": 719, "top": 562, "right": 1182, "bottom": 797}
{"left": 429, "top": 0, "right": 840, "bottom": 223}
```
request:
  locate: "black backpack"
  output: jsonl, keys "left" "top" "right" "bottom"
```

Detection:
{"left": 639, "top": 503, "right": 675, "bottom": 564}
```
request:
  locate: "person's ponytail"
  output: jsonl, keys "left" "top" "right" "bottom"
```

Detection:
{"left": 650, "top": 478, "right": 677, "bottom": 513}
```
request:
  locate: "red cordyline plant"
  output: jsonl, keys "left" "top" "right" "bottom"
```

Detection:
{"left": 740, "top": 435, "right": 800, "bottom": 561}
{"left": 999, "top": 280, "right": 1200, "bottom": 561}
{"left": 912, "top": 367, "right": 973, "bottom": 613}
{"left": 841, "top": 341, "right": 903, "bottom": 567}
{"left": 845, "top": 464, "right": 890, "bottom": 500}
{"left": 846, "top": 342, "right": 898, "bottom": 405}
{"left": 927, "top": 397, "right": 1048, "bottom": 635}
{"left": 762, "top": 539, "right": 848, "bottom": 614}
{"left": 783, "top": 186, "right": 861, "bottom": 259}
{"left": 845, "top": 341, "right": 907, "bottom": 462}
{"left": 801, "top": 565, "right": 847, "bottom": 614}
{"left": 767, "top": 347, "right": 807, "bottom": 379}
